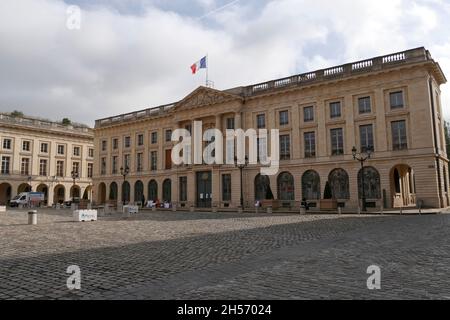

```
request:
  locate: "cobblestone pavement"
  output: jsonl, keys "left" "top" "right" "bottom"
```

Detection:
{"left": 0, "top": 208, "right": 450, "bottom": 300}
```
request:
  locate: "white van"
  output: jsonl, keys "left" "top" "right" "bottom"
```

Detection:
{"left": 10, "top": 192, "right": 45, "bottom": 207}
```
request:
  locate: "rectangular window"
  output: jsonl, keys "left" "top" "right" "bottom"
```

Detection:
{"left": 112, "top": 138, "right": 119, "bottom": 150}
{"left": 56, "top": 161, "right": 64, "bottom": 177}
{"left": 151, "top": 132, "right": 158, "bottom": 144}
{"left": 2, "top": 139, "right": 11, "bottom": 150}
{"left": 304, "top": 132, "right": 316, "bottom": 158}
{"left": 392, "top": 120, "right": 408, "bottom": 150}
{"left": 72, "top": 162, "right": 80, "bottom": 176}
{"left": 165, "top": 130, "right": 172, "bottom": 142}
{"left": 112, "top": 156, "right": 118, "bottom": 174}
{"left": 21, "top": 158, "right": 30, "bottom": 175}
{"left": 136, "top": 153, "right": 143, "bottom": 172}
{"left": 358, "top": 97, "right": 371, "bottom": 114}
{"left": 88, "top": 148, "right": 94, "bottom": 158}
{"left": 304, "top": 106, "right": 314, "bottom": 122}
{"left": 124, "top": 136, "right": 131, "bottom": 149}
{"left": 279, "top": 135, "right": 291, "bottom": 160}
{"left": 257, "top": 114, "right": 266, "bottom": 129}
{"left": 226, "top": 118, "right": 235, "bottom": 130}
{"left": 279, "top": 111, "right": 289, "bottom": 126}
{"left": 40, "top": 143, "right": 48, "bottom": 153}
{"left": 331, "top": 128, "right": 344, "bottom": 155}
{"left": 124, "top": 154, "right": 130, "bottom": 170}
{"left": 101, "top": 140, "right": 107, "bottom": 152}
{"left": 57, "top": 144, "right": 65, "bottom": 155}
{"left": 150, "top": 151, "right": 157, "bottom": 171}
{"left": 222, "top": 174, "right": 232, "bottom": 201}
{"left": 165, "top": 149, "right": 172, "bottom": 169}
{"left": 257, "top": 137, "right": 267, "bottom": 163}
{"left": 137, "top": 134, "right": 144, "bottom": 146}
{"left": 1, "top": 156, "right": 10, "bottom": 174}
{"left": 87, "top": 163, "right": 93, "bottom": 178}
{"left": 22, "top": 141, "right": 31, "bottom": 152}
{"left": 330, "top": 102, "right": 341, "bottom": 118}
{"left": 179, "top": 176, "right": 187, "bottom": 202}
{"left": 360, "top": 124, "right": 374, "bottom": 152}
{"left": 39, "top": 159, "right": 47, "bottom": 176}
{"left": 390, "top": 91, "right": 404, "bottom": 109}
{"left": 73, "top": 146, "right": 80, "bottom": 156}
{"left": 101, "top": 157, "right": 106, "bottom": 175}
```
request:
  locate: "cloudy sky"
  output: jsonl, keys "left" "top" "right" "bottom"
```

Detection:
{"left": 0, "top": 0, "right": 449, "bottom": 126}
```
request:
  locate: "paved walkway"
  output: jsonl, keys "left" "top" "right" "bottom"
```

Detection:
{"left": 0, "top": 208, "right": 449, "bottom": 299}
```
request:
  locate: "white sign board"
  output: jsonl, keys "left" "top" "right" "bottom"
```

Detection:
{"left": 0, "top": 206, "right": 6, "bottom": 212}
{"left": 73, "top": 210, "right": 97, "bottom": 222}
{"left": 123, "top": 205, "right": 139, "bottom": 214}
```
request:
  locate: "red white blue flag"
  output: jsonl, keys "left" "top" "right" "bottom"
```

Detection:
{"left": 191, "top": 56, "right": 207, "bottom": 74}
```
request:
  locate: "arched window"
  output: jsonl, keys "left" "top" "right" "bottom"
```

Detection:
{"left": 148, "top": 180, "right": 158, "bottom": 202}
{"left": 163, "top": 179, "right": 171, "bottom": 202}
{"left": 328, "top": 169, "right": 350, "bottom": 199}
{"left": 277, "top": 172, "right": 295, "bottom": 201}
{"left": 135, "top": 181, "right": 144, "bottom": 203}
{"left": 302, "top": 170, "right": 320, "bottom": 200}
{"left": 122, "top": 181, "right": 130, "bottom": 204}
{"left": 109, "top": 182, "right": 118, "bottom": 200}
{"left": 358, "top": 166, "right": 381, "bottom": 199}
{"left": 254, "top": 174, "right": 272, "bottom": 200}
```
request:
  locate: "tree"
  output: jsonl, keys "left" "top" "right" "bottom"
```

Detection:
{"left": 62, "top": 118, "right": 72, "bottom": 126}
{"left": 265, "top": 185, "right": 274, "bottom": 200}
{"left": 445, "top": 121, "right": 450, "bottom": 158}
{"left": 10, "top": 110, "right": 24, "bottom": 118}
{"left": 323, "top": 181, "right": 333, "bottom": 199}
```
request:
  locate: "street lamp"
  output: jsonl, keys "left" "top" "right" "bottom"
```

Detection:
{"left": 27, "top": 176, "right": 32, "bottom": 192}
{"left": 352, "top": 146, "right": 372, "bottom": 212}
{"left": 71, "top": 170, "right": 79, "bottom": 203}
{"left": 120, "top": 166, "right": 129, "bottom": 205}
{"left": 235, "top": 156, "right": 249, "bottom": 209}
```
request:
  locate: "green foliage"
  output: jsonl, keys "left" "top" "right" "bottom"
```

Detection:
{"left": 10, "top": 110, "right": 24, "bottom": 118}
{"left": 62, "top": 118, "right": 72, "bottom": 126}
{"left": 323, "top": 181, "right": 333, "bottom": 199}
{"left": 265, "top": 186, "right": 274, "bottom": 200}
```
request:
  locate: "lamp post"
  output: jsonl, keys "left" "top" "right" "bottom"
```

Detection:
{"left": 71, "top": 170, "right": 79, "bottom": 203}
{"left": 235, "top": 156, "right": 249, "bottom": 209}
{"left": 120, "top": 166, "right": 129, "bottom": 205}
{"left": 352, "top": 146, "right": 372, "bottom": 212}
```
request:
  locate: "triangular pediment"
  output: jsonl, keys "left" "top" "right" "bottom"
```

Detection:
{"left": 174, "top": 86, "right": 243, "bottom": 111}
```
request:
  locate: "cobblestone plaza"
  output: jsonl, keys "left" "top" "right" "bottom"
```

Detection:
{"left": 1, "top": 208, "right": 450, "bottom": 300}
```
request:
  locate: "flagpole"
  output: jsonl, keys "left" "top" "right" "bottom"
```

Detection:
{"left": 206, "top": 54, "right": 209, "bottom": 87}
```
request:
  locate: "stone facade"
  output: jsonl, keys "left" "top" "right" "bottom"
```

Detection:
{"left": 0, "top": 114, "right": 94, "bottom": 206}
{"left": 93, "top": 47, "right": 448, "bottom": 210}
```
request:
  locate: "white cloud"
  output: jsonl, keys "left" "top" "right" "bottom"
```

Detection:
{"left": 0, "top": 0, "right": 448, "bottom": 126}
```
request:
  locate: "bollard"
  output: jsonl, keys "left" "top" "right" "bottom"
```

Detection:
{"left": 190, "top": 206, "right": 195, "bottom": 212}
{"left": 212, "top": 206, "right": 218, "bottom": 213}
{"left": 152, "top": 206, "right": 156, "bottom": 212}
{"left": 400, "top": 207, "right": 403, "bottom": 215}
{"left": 172, "top": 204, "right": 177, "bottom": 212}
{"left": 338, "top": 207, "right": 342, "bottom": 215}
{"left": 357, "top": 207, "right": 361, "bottom": 215}
{"left": 267, "top": 206, "right": 272, "bottom": 214}
{"left": 380, "top": 205, "right": 384, "bottom": 215}
{"left": 28, "top": 210, "right": 37, "bottom": 225}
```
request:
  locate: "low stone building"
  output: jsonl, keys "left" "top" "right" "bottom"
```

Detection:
{"left": 93, "top": 47, "right": 448, "bottom": 210}
{"left": 0, "top": 113, "right": 94, "bottom": 206}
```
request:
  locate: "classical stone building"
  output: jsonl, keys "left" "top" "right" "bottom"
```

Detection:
{"left": 93, "top": 47, "right": 448, "bottom": 210}
{"left": 0, "top": 113, "right": 94, "bottom": 206}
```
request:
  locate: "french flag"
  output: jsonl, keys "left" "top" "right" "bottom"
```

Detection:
{"left": 191, "top": 56, "right": 207, "bottom": 74}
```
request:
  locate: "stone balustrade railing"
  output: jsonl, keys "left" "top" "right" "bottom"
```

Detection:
{"left": 0, "top": 113, "right": 92, "bottom": 134}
